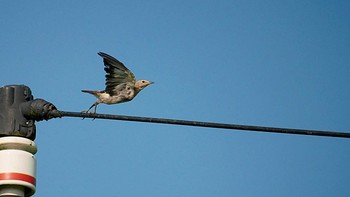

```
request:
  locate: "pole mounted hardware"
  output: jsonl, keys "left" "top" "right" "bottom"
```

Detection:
{"left": 0, "top": 85, "right": 59, "bottom": 140}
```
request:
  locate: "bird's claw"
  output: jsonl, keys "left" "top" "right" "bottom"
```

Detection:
{"left": 81, "top": 110, "right": 96, "bottom": 120}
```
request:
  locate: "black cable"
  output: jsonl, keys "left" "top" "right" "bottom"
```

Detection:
{"left": 50, "top": 110, "right": 350, "bottom": 139}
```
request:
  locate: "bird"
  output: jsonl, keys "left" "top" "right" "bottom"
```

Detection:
{"left": 82, "top": 52, "right": 153, "bottom": 114}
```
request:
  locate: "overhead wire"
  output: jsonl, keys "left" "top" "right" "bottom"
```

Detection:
{"left": 52, "top": 110, "right": 350, "bottom": 139}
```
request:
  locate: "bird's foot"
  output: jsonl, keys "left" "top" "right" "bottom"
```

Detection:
{"left": 81, "top": 110, "right": 96, "bottom": 120}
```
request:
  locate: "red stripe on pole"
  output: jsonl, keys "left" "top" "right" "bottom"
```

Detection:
{"left": 0, "top": 172, "right": 36, "bottom": 185}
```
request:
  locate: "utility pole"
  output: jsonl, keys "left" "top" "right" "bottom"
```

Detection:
{"left": 0, "top": 85, "right": 57, "bottom": 197}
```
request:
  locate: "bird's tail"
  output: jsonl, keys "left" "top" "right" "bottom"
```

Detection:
{"left": 81, "top": 90, "right": 103, "bottom": 96}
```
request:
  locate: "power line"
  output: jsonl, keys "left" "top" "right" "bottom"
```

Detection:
{"left": 52, "top": 110, "right": 350, "bottom": 139}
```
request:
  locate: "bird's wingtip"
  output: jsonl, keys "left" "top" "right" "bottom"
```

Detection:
{"left": 97, "top": 52, "right": 115, "bottom": 60}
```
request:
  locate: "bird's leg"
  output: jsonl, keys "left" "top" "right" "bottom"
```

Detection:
{"left": 82, "top": 103, "right": 96, "bottom": 113}
{"left": 82, "top": 102, "right": 97, "bottom": 120}
{"left": 82, "top": 101, "right": 100, "bottom": 114}
{"left": 91, "top": 102, "right": 97, "bottom": 113}
{"left": 82, "top": 100, "right": 101, "bottom": 120}
{"left": 90, "top": 103, "right": 100, "bottom": 120}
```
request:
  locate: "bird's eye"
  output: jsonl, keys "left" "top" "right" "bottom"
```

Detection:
{"left": 142, "top": 80, "right": 145, "bottom": 83}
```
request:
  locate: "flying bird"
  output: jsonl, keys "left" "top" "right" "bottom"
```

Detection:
{"left": 82, "top": 52, "right": 153, "bottom": 113}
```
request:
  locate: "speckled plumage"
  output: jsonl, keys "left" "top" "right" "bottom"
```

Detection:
{"left": 82, "top": 52, "right": 153, "bottom": 113}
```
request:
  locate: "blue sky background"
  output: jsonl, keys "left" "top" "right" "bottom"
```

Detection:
{"left": 1, "top": 1, "right": 350, "bottom": 196}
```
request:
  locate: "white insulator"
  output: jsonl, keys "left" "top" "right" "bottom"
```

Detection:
{"left": 0, "top": 137, "right": 37, "bottom": 197}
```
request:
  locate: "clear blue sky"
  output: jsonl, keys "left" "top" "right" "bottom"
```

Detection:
{"left": 1, "top": 1, "right": 350, "bottom": 196}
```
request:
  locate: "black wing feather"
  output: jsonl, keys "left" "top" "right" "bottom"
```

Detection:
{"left": 97, "top": 52, "right": 136, "bottom": 93}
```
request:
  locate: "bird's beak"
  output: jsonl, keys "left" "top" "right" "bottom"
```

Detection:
{"left": 149, "top": 81, "right": 154, "bottom": 84}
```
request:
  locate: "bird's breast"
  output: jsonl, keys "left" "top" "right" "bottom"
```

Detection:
{"left": 101, "top": 89, "right": 136, "bottom": 105}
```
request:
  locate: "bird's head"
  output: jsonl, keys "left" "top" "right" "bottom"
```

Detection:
{"left": 135, "top": 80, "right": 154, "bottom": 90}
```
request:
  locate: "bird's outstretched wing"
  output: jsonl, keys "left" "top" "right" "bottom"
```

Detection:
{"left": 98, "top": 52, "right": 136, "bottom": 94}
